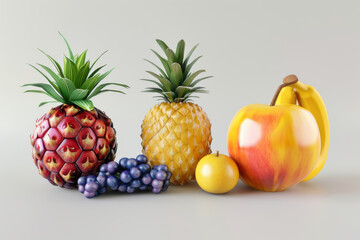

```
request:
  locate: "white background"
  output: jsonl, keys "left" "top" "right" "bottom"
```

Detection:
{"left": 1, "top": 0, "right": 359, "bottom": 239}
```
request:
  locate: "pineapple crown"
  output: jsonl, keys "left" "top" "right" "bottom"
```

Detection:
{"left": 23, "top": 32, "right": 129, "bottom": 111}
{"left": 143, "top": 39, "right": 212, "bottom": 103}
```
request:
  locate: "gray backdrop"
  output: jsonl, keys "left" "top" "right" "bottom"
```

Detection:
{"left": 1, "top": 0, "right": 359, "bottom": 239}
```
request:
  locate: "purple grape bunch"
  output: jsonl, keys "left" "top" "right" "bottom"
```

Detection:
{"left": 77, "top": 154, "right": 172, "bottom": 199}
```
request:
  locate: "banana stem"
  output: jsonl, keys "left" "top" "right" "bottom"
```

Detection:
{"left": 270, "top": 75, "right": 299, "bottom": 106}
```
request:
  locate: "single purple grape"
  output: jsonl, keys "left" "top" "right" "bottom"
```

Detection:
{"left": 127, "top": 186, "right": 135, "bottom": 193}
{"left": 106, "top": 175, "right": 119, "bottom": 190}
{"left": 86, "top": 175, "right": 97, "bottom": 183}
{"left": 162, "top": 186, "right": 168, "bottom": 191}
{"left": 138, "top": 164, "right": 151, "bottom": 173}
{"left": 107, "top": 161, "right": 119, "bottom": 174}
{"left": 118, "top": 184, "right": 127, "bottom": 192}
{"left": 84, "top": 191, "right": 96, "bottom": 198}
{"left": 119, "top": 157, "right": 128, "bottom": 168}
{"left": 164, "top": 180, "right": 170, "bottom": 187}
{"left": 98, "top": 172, "right": 107, "bottom": 177}
{"left": 150, "top": 169, "right": 158, "bottom": 179}
{"left": 85, "top": 182, "right": 99, "bottom": 192}
{"left": 156, "top": 171, "right": 167, "bottom": 181}
{"left": 158, "top": 164, "right": 168, "bottom": 171}
{"left": 99, "top": 164, "right": 108, "bottom": 173}
{"left": 139, "top": 185, "right": 148, "bottom": 191}
{"left": 98, "top": 187, "right": 107, "bottom": 194}
{"left": 152, "top": 179, "right": 163, "bottom": 189}
{"left": 142, "top": 173, "right": 152, "bottom": 185}
{"left": 130, "top": 179, "right": 141, "bottom": 188}
{"left": 120, "top": 170, "right": 132, "bottom": 183}
{"left": 130, "top": 167, "right": 141, "bottom": 179}
{"left": 152, "top": 188, "right": 161, "bottom": 194}
{"left": 136, "top": 154, "right": 148, "bottom": 164}
{"left": 153, "top": 165, "right": 160, "bottom": 170}
{"left": 77, "top": 176, "right": 86, "bottom": 186}
{"left": 78, "top": 185, "right": 85, "bottom": 193}
{"left": 126, "top": 158, "right": 137, "bottom": 169}
{"left": 97, "top": 175, "right": 107, "bottom": 187}
{"left": 166, "top": 171, "right": 172, "bottom": 180}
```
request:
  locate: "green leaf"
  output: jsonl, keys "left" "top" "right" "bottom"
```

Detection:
{"left": 165, "top": 48, "right": 176, "bottom": 64}
{"left": 75, "top": 61, "right": 91, "bottom": 87}
{"left": 175, "top": 40, "right": 185, "bottom": 64}
{"left": 39, "top": 101, "right": 58, "bottom": 107}
{"left": 156, "top": 39, "right": 169, "bottom": 54}
{"left": 76, "top": 50, "right": 87, "bottom": 69}
{"left": 143, "top": 87, "right": 164, "bottom": 93}
{"left": 90, "top": 50, "right": 108, "bottom": 71}
{"left": 69, "top": 89, "right": 89, "bottom": 101}
{"left": 183, "top": 43, "right": 199, "bottom": 71}
{"left": 189, "top": 76, "right": 213, "bottom": 87}
{"left": 63, "top": 56, "right": 78, "bottom": 82}
{"left": 88, "top": 83, "right": 128, "bottom": 99}
{"left": 169, "top": 63, "right": 183, "bottom": 86}
{"left": 38, "top": 49, "right": 64, "bottom": 77}
{"left": 28, "top": 64, "right": 60, "bottom": 93}
{"left": 182, "top": 70, "right": 205, "bottom": 86}
{"left": 58, "top": 32, "right": 74, "bottom": 61}
{"left": 175, "top": 86, "right": 192, "bottom": 98}
{"left": 184, "top": 56, "right": 202, "bottom": 77}
{"left": 37, "top": 63, "right": 64, "bottom": 91}
{"left": 144, "top": 59, "right": 167, "bottom": 78}
{"left": 151, "top": 50, "right": 171, "bottom": 76}
{"left": 146, "top": 71, "right": 172, "bottom": 91}
{"left": 140, "top": 79, "right": 165, "bottom": 90}
{"left": 88, "top": 64, "right": 106, "bottom": 78}
{"left": 57, "top": 78, "right": 76, "bottom": 101}
{"left": 81, "top": 68, "right": 114, "bottom": 96}
{"left": 22, "top": 83, "right": 64, "bottom": 102}
{"left": 89, "top": 89, "right": 126, "bottom": 99}
{"left": 71, "top": 99, "right": 94, "bottom": 111}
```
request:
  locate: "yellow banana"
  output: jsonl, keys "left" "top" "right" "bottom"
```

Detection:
{"left": 283, "top": 75, "right": 330, "bottom": 181}
{"left": 275, "top": 86, "right": 297, "bottom": 105}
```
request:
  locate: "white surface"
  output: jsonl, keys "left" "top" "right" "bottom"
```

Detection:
{"left": 1, "top": 0, "right": 360, "bottom": 239}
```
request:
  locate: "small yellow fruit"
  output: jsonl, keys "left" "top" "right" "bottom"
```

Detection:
{"left": 195, "top": 151, "right": 239, "bottom": 194}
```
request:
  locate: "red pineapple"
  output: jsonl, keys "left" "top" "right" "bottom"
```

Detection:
{"left": 24, "top": 33, "right": 128, "bottom": 188}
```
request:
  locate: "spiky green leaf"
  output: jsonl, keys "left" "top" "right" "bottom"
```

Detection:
{"left": 88, "top": 83, "right": 128, "bottom": 99}
{"left": 183, "top": 43, "right": 199, "bottom": 71}
{"left": 69, "top": 89, "right": 89, "bottom": 101}
{"left": 57, "top": 78, "right": 76, "bottom": 101}
{"left": 58, "top": 32, "right": 74, "bottom": 61}
{"left": 151, "top": 50, "right": 171, "bottom": 76}
{"left": 175, "top": 86, "right": 192, "bottom": 98}
{"left": 38, "top": 49, "right": 64, "bottom": 77}
{"left": 189, "top": 76, "right": 213, "bottom": 87}
{"left": 182, "top": 70, "right": 205, "bottom": 86}
{"left": 144, "top": 59, "right": 167, "bottom": 78}
{"left": 28, "top": 64, "right": 60, "bottom": 93}
{"left": 175, "top": 40, "right": 185, "bottom": 64}
{"left": 89, "top": 89, "right": 126, "bottom": 99}
{"left": 156, "top": 39, "right": 169, "bottom": 54}
{"left": 88, "top": 64, "right": 106, "bottom": 79}
{"left": 140, "top": 79, "right": 165, "bottom": 90}
{"left": 22, "top": 83, "right": 64, "bottom": 102}
{"left": 63, "top": 56, "right": 77, "bottom": 82}
{"left": 76, "top": 50, "right": 87, "bottom": 69}
{"left": 184, "top": 56, "right": 202, "bottom": 77}
{"left": 90, "top": 51, "right": 108, "bottom": 71}
{"left": 169, "top": 63, "right": 183, "bottom": 87}
{"left": 71, "top": 99, "right": 94, "bottom": 111}
{"left": 75, "top": 61, "right": 91, "bottom": 87}
{"left": 165, "top": 48, "right": 176, "bottom": 64}
{"left": 146, "top": 71, "right": 172, "bottom": 91}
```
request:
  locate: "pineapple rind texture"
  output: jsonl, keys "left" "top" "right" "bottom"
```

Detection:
{"left": 141, "top": 102, "right": 212, "bottom": 185}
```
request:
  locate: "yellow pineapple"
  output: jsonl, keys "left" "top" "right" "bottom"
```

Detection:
{"left": 141, "top": 39, "right": 212, "bottom": 185}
